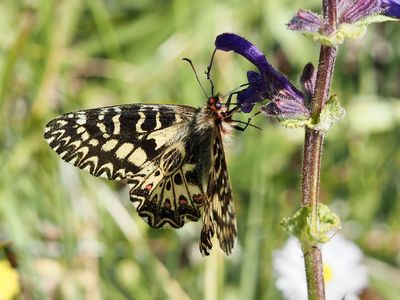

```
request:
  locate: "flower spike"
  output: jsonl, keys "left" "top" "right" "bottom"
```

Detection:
{"left": 288, "top": 0, "right": 400, "bottom": 46}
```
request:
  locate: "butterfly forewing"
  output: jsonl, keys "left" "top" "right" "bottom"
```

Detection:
{"left": 44, "top": 104, "right": 195, "bottom": 181}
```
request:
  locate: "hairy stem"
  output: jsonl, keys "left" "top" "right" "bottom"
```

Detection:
{"left": 323, "top": 0, "right": 337, "bottom": 34}
{"left": 301, "top": 0, "right": 338, "bottom": 299}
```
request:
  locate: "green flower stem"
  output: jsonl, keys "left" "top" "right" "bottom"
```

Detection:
{"left": 301, "top": 1, "right": 338, "bottom": 299}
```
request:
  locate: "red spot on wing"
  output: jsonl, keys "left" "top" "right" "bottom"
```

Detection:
{"left": 179, "top": 195, "right": 188, "bottom": 206}
{"left": 164, "top": 199, "right": 171, "bottom": 209}
{"left": 192, "top": 194, "right": 204, "bottom": 206}
{"left": 146, "top": 184, "right": 153, "bottom": 191}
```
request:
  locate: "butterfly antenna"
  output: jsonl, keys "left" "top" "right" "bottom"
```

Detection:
{"left": 206, "top": 48, "right": 217, "bottom": 96}
{"left": 182, "top": 58, "right": 208, "bottom": 99}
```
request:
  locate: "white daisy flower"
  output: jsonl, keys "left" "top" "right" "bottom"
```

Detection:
{"left": 273, "top": 234, "right": 368, "bottom": 300}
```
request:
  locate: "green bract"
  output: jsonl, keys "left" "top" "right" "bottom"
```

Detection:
{"left": 280, "top": 204, "right": 341, "bottom": 249}
{"left": 278, "top": 95, "right": 345, "bottom": 133}
{"left": 279, "top": 117, "right": 312, "bottom": 129}
{"left": 304, "top": 15, "right": 398, "bottom": 46}
{"left": 309, "top": 95, "right": 346, "bottom": 133}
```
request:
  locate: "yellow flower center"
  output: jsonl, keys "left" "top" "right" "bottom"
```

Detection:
{"left": 323, "top": 263, "right": 333, "bottom": 283}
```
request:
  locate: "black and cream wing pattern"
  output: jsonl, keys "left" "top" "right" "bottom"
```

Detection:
{"left": 200, "top": 131, "right": 237, "bottom": 255}
{"left": 45, "top": 100, "right": 237, "bottom": 255}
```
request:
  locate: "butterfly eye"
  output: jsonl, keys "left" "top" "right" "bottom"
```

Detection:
{"left": 215, "top": 102, "right": 222, "bottom": 109}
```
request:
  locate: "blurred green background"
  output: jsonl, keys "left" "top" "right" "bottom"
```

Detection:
{"left": 1, "top": 0, "right": 399, "bottom": 299}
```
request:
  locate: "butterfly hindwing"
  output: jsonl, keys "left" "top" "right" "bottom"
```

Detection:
{"left": 128, "top": 143, "right": 205, "bottom": 228}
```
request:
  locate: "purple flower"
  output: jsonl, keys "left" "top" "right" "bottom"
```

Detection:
{"left": 338, "top": 0, "right": 382, "bottom": 24}
{"left": 288, "top": 0, "right": 400, "bottom": 34}
{"left": 382, "top": 0, "right": 400, "bottom": 18}
{"left": 215, "top": 33, "right": 310, "bottom": 118}
{"left": 287, "top": 10, "right": 323, "bottom": 32}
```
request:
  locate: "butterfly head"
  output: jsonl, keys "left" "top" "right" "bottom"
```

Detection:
{"left": 207, "top": 94, "right": 231, "bottom": 121}
{"left": 206, "top": 94, "right": 237, "bottom": 137}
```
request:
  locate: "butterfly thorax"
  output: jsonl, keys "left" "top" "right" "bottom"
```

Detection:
{"left": 199, "top": 94, "right": 234, "bottom": 137}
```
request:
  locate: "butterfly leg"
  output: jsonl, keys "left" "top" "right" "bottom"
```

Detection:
{"left": 225, "top": 91, "right": 242, "bottom": 111}
{"left": 231, "top": 115, "right": 262, "bottom": 131}
{"left": 231, "top": 122, "right": 250, "bottom": 132}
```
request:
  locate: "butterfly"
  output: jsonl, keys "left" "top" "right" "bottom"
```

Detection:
{"left": 44, "top": 71, "right": 252, "bottom": 256}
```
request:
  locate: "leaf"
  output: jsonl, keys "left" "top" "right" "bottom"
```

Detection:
{"left": 309, "top": 95, "right": 346, "bottom": 133}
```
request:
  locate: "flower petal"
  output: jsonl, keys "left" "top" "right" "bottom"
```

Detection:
{"left": 237, "top": 86, "right": 263, "bottom": 113}
{"left": 382, "top": 0, "right": 400, "bottom": 18}
{"left": 237, "top": 71, "right": 269, "bottom": 113}
{"left": 287, "top": 10, "right": 323, "bottom": 32}
{"left": 215, "top": 33, "right": 271, "bottom": 75}
{"left": 261, "top": 97, "right": 311, "bottom": 119}
{"left": 215, "top": 33, "right": 307, "bottom": 113}
{"left": 300, "top": 62, "right": 316, "bottom": 104}
{"left": 338, "top": 0, "right": 382, "bottom": 23}
{"left": 215, "top": 33, "right": 299, "bottom": 92}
